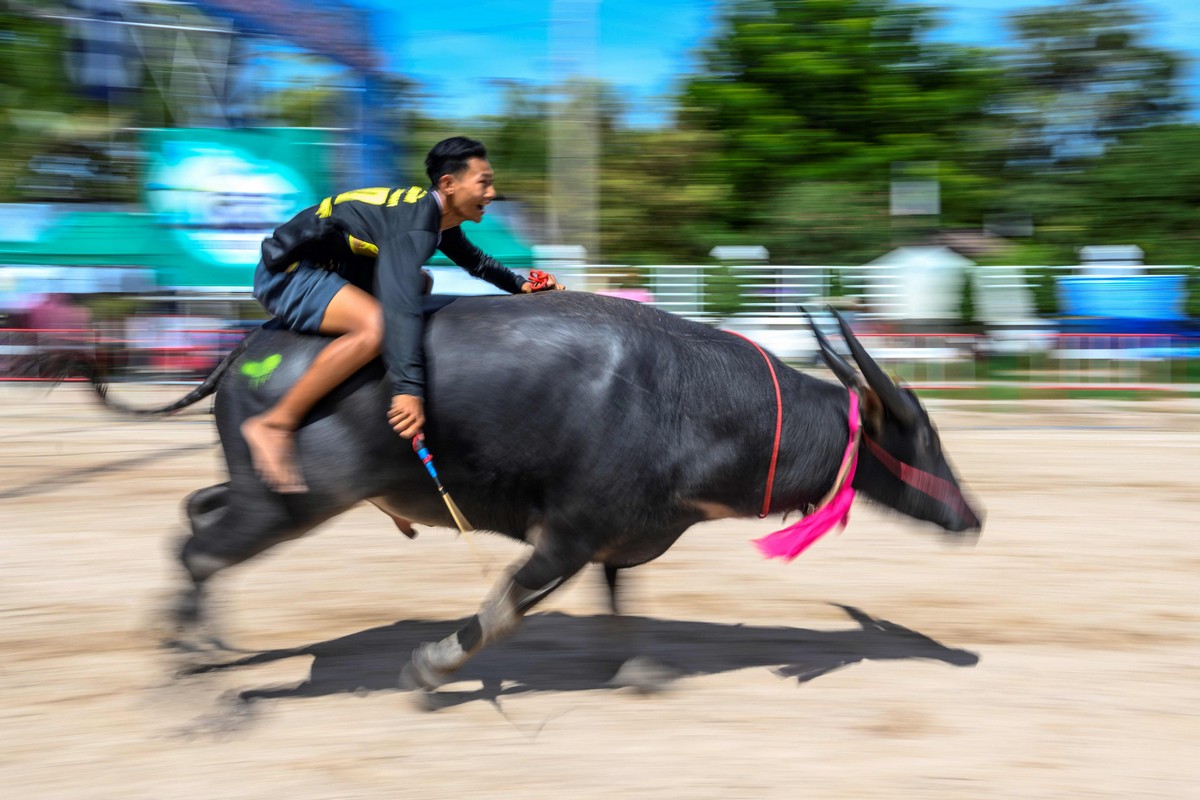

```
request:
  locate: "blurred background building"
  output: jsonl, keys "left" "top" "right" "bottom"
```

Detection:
{"left": 0, "top": 0, "right": 1198, "bottom": 391}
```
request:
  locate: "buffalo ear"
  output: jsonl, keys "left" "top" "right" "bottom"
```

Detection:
{"left": 860, "top": 387, "right": 885, "bottom": 436}
{"left": 799, "top": 306, "right": 861, "bottom": 390}
{"left": 830, "top": 308, "right": 918, "bottom": 426}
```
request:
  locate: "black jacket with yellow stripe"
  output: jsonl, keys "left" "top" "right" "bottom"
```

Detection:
{"left": 260, "top": 185, "right": 527, "bottom": 399}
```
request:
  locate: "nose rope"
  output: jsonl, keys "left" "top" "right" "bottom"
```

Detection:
{"left": 861, "top": 436, "right": 971, "bottom": 516}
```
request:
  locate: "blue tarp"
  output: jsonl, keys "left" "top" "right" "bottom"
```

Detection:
{"left": 1057, "top": 275, "right": 1186, "bottom": 320}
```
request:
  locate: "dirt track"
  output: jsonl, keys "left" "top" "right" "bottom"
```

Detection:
{"left": 1, "top": 385, "right": 1197, "bottom": 799}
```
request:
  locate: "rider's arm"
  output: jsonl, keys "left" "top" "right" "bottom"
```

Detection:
{"left": 375, "top": 230, "right": 438, "bottom": 399}
{"left": 437, "top": 225, "right": 528, "bottom": 294}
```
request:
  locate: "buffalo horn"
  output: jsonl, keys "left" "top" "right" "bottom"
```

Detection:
{"left": 831, "top": 308, "right": 918, "bottom": 425}
{"left": 799, "top": 306, "right": 861, "bottom": 390}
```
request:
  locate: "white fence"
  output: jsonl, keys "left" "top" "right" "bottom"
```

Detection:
{"left": 537, "top": 262, "right": 1199, "bottom": 392}
{"left": 550, "top": 261, "right": 1190, "bottom": 321}
{"left": 2, "top": 262, "right": 1197, "bottom": 393}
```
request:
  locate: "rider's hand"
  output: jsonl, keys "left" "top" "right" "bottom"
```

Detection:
{"left": 388, "top": 394, "right": 425, "bottom": 439}
{"left": 521, "top": 271, "right": 566, "bottom": 293}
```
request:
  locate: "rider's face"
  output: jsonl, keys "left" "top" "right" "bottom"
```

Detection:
{"left": 441, "top": 158, "right": 496, "bottom": 225}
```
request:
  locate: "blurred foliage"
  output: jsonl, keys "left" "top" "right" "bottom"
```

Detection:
{"left": 1002, "top": 0, "right": 1183, "bottom": 166}
{"left": 678, "top": 0, "right": 1010, "bottom": 238}
{"left": 1066, "top": 125, "right": 1200, "bottom": 265}
{"left": 1187, "top": 268, "right": 1200, "bottom": 318}
{"left": 0, "top": 6, "right": 128, "bottom": 201}
{"left": 483, "top": 82, "right": 553, "bottom": 205}
{"left": 702, "top": 264, "right": 751, "bottom": 318}
{"left": 1026, "top": 267, "right": 1063, "bottom": 317}
{"left": 400, "top": 82, "right": 553, "bottom": 205}
{"left": 80, "top": 294, "right": 139, "bottom": 322}
{"left": 600, "top": 127, "right": 733, "bottom": 263}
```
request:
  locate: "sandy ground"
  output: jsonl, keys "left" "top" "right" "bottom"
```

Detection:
{"left": 0, "top": 384, "right": 1197, "bottom": 799}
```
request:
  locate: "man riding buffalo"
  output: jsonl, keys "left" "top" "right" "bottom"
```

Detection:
{"left": 242, "top": 136, "right": 564, "bottom": 493}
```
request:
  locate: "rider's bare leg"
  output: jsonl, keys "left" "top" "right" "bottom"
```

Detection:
{"left": 242, "top": 284, "right": 383, "bottom": 492}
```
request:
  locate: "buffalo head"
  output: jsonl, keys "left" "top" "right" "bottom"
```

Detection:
{"left": 804, "top": 308, "right": 983, "bottom": 539}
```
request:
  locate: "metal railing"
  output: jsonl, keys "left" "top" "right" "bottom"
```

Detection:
{"left": 2, "top": 261, "right": 1196, "bottom": 393}
{"left": 0, "top": 325, "right": 241, "bottom": 384}
{"left": 841, "top": 333, "right": 1197, "bottom": 392}
{"left": 3, "top": 326, "right": 1196, "bottom": 393}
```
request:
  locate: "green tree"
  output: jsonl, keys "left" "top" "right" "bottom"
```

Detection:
{"left": 600, "top": 127, "right": 728, "bottom": 263}
{"left": 0, "top": 5, "right": 122, "bottom": 200}
{"left": 674, "top": 0, "right": 1007, "bottom": 259}
{"left": 679, "top": 1, "right": 1005, "bottom": 185}
{"left": 1002, "top": 0, "right": 1184, "bottom": 167}
{"left": 1070, "top": 125, "right": 1200, "bottom": 264}
{"left": 1070, "top": 124, "right": 1200, "bottom": 317}
{"left": 746, "top": 181, "right": 890, "bottom": 264}
{"left": 482, "top": 81, "right": 552, "bottom": 204}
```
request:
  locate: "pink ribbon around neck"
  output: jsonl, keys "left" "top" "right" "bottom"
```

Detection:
{"left": 753, "top": 391, "right": 861, "bottom": 561}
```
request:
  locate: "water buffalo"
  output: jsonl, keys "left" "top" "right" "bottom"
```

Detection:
{"left": 95, "top": 291, "right": 981, "bottom": 692}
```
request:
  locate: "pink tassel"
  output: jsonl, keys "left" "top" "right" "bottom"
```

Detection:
{"left": 753, "top": 391, "right": 861, "bottom": 561}
{"left": 753, "top": 485, "right": 855, "bottom": 561}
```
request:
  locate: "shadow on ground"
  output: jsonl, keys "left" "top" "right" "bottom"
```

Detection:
{"left": 181, "top": 604, "right": 978, "bottom": 711}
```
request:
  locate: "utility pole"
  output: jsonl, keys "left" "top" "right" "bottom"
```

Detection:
{"left": 548, "top": 0, "right": 599, "bottom": 271}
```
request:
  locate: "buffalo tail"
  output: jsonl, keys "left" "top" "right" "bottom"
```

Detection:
{"left": 91, "top": 329, "right": 259, "bottom": 416}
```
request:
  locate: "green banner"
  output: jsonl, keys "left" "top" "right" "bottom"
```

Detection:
{"left": 140, "top": 128, "right": 334, "bottom": 288}
{"left": 0, "top": 128, "right": 535, "bottom": 291}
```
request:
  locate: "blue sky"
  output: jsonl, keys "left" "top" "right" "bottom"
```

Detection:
{"left": 344, "top": 0, "right": 1200, "bottom": 126}
{"left": 348, "top": 0, "right": 715, "bottom": 122}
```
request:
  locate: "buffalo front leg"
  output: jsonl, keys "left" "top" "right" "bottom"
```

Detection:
{"left": 400, "top": 537, "right": 592, "bottom": 692}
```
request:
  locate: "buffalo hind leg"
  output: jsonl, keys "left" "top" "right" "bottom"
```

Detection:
{"left": 161, "top": 483, "right": 232, "bottom": 648}
{"left": 603, "top": 563, "right": 622, "bottom": 615}
{"left": 400, "top": 534, "right": 593, "bottom": 692}
{"left": 167, "top": 485, "right": 325, "bottom": 654}
{"left": 601, "top": 564, "right": 681, "bottom": 693}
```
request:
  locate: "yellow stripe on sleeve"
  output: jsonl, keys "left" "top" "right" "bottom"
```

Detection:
{"left": 347, "top": 235, "right": 379, "bottom": 257}
{"left": 334, "top": 187, "right": 391, "bottom": 206}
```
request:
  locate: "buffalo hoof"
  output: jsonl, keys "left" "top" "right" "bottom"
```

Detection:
{"left": 608, "top": 656, "right": 682, "bottom": 694}
{"left": 399, "top": 644, "right": 447, "bottom": 693}
{"left": 403, "top": 684, "right": 451, "bottom": 713}
{"left": 144, "top": 587, "right": 205, "bottom": 648}
{"left": 169, "top": 585, "right": 205, "bottom": 628}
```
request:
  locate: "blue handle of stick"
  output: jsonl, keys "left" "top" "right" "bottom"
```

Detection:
{"left": 412, "top": 434, "right": 441, "bottom": 484}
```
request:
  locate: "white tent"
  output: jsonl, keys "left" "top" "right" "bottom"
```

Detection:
{"left": 861, "top": 246, "right": 975, "bottom": 320}
{"left": 860, "top": 245, "right": 1040, "bottom": 326}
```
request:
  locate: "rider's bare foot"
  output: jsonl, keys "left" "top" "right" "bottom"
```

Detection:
{"left": 241, "top": 416, "right": 307, "bottom": 493}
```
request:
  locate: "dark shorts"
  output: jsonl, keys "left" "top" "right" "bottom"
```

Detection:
{"left": 252, "top": 259, "right": 348, "bottom": 333}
